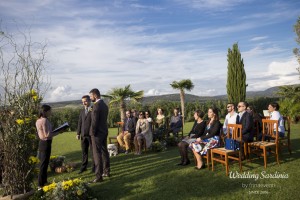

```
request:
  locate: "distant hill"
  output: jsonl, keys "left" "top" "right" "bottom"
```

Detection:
{"left": 48, "top": 86, "right": 284, "bottom": 108}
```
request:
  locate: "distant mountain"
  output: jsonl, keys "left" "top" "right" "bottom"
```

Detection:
{"left": 49, "top": 86, "right": 283, "bottom": 108}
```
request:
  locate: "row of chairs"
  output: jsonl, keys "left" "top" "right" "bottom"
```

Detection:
{"left": 198, "top": 117, "right": 291, "bottom": 176}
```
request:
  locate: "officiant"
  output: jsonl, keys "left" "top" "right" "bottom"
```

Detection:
{"left": 35, "top": 104, "right": 67, "bottom": 189}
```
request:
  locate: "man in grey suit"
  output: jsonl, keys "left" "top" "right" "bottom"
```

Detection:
{"left": 89, "top": 88, "right": 110, "bottom": 183}
{"left": 76, "top": 95, "right": 94, "bottom": 174}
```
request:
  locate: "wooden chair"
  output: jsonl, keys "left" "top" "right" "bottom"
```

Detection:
{"left": 278, "top": 116, "right": 291, "bottom": 154}
{"left": 247, "top": 119, "right": 280, "bottom": 168}
{"left": 108, "top": 122, "right": 124, "bottom": 147}
{"left": 211, "top": 124, "right": 243, "bottom": 176}
{"left": 253, "top": 120, "right": 260, "bottom": 141}
{"left": 193, "top": 127, "right": 224, "bottom": 170}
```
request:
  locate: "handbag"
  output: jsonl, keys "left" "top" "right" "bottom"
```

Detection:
{"left": 225, "top": 138, "right": 240, "bottom": 150}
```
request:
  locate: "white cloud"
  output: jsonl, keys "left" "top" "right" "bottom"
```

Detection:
{"left": 247, "top": 58, "right": 299, "bottom": 91}
{"left": 145, "top": 89, "right": 161, "bottom": 96}
{"left": 47, "top": 85, "right": 81, "bottom": 102}
{"left": 250, "top": 36, "right": 268, "bottom": 41}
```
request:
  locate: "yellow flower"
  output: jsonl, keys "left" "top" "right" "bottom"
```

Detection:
{"left": 30, "top": 89, "right": 37, "bottom": 96}
{"left": 77, "top": 189, "right": 83, "bottom": 196}
{"left": 32, "top": 95, "right": 38, "bottom": 101}
{"left": 16, "top": 118, "right": 31, "bottom": 125}
{"left": 73, "top": 178, "right": 81, "bottom": 184}
{"left": 43, "top": 186, "right": 49, "bottom": 192}
{"left": 28, "top": 156, "right": 39, "bottom": 164}
{"left": 16, "top": 119, "right": 24, "bottom": 125}
{"left": 50, "top": 155, "right": 57, "bottom": 160}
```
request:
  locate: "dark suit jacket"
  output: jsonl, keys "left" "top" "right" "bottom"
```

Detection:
{"left": 123, "top": 117, "right": 136, "bottom": 136}
{"left": 90, "top": 99, "right": 109, "bottom": 138}
{"left": 236, "top": 111, "right": 253, "bottom": 142}
{"left": 77, "top": 108, "right": 92, "bottom": 137}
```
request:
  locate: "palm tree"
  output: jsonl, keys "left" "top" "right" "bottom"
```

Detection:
{"left": 104, "top": 85, "right": 144, "bottom": 122}
{"left": 170, "top": 79, "right": 194, "bottom": 125}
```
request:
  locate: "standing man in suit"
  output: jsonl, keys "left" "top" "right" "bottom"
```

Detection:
{"left": 77, "top": 95, "right": 94, "bottom": 174}
{"left": 89, "top": 88, "right": 110, "bottom": 183}
{"left": 236, "top": 101, "right": 254, "bottom": 159}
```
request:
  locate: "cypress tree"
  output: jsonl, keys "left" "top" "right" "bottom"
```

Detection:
{"left": 226, "top": 43, "right": 247, "bottom": 105}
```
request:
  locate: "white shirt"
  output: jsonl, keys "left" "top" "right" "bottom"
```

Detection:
{"left": 223, "top": 112, "right": 237, "bottom": 134}
{"left": 270, "top": 111, "right": 285, "bottom": 133}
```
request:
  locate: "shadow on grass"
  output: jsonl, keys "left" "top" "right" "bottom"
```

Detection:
{"left": 88, "top": 147, "right": 256, "bottom": 200}
{"left": 47, "top": 128, "right": 300, "bottom": 199}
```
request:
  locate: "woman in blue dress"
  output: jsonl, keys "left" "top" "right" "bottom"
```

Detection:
{"left": 190, "top": 107, "right": 222, "bottom": 169}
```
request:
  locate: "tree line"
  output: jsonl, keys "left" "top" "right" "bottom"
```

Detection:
{"left": 50, "top": 96, "right": 279, "bottom": 131}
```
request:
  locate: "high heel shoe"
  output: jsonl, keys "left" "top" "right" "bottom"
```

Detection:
{"left": 195, "top": 163, "right": 206, "bottom": 170}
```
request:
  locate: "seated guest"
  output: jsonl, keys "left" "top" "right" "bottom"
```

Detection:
{"left": 258, "top": 102, "right": 285, "bottom": 140}
{"left": 168, "top": 108, "right": 183, "bottom": 137}
{"left": 268, "top": 102, "right": 285, "bottom": 137}
{"left": 236, "top": 101, "right": 254, "bottom": 160}
{"left": 134, "top": 111, "right": 151, "bottom": 155}
{"left": 190, "top": 107, "right": 222, "bottom": 169}
{"left": 223, "top": 103, "right": 237, "bottom": 135}
{"left": 131, "top": 109, "right": 139, "bottom": 124}
{"left": 117, "top": 110, "right": 136, "bottom": 154}
{"left": 177, "top": 110, "right": 206, "bottom": 166}
{"left": 145, "top": 110, "right": 153, "bottom": 144}
{"left": 247, "top": 105, "right": 263, "bottom": 139}
{"left": 153, "top": 108, "right": 166, "bottom": 141}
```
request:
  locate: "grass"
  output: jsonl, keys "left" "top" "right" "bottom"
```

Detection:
{"left": 46, "top": 122, "right": 300, "bottom": 199}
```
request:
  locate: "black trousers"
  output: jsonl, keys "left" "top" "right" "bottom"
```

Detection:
{"left": 91, "top": 135, "right": 110, "bottom": 179}
{"left": 80, "top": 136, "right": 94, "bottom": 170}
{"left": 38, "top": 140, "right": 52, "bottom": 187}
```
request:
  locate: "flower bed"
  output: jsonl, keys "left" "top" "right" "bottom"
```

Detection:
{"left": 33, "top": 178, "right": 94, "bottom": 200}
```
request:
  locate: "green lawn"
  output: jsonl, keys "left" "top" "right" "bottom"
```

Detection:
{"left": 47, "top": 122, "right": 300, "bottom": 200}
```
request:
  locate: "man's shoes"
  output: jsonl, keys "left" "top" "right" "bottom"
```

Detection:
{"left": 182, "top": 160, "right": 191, "bottom": 166}
{"left": 102, "top": 173, "right": 110, "bottom": 177}
{"left": 125, "top": 150, "right": 129, "bottom": 154}
{"left": 78, "top": 168, "right": 87, "bottom": 174}
{"left": 90, "top": 178, "right": 103, "bottom": 183}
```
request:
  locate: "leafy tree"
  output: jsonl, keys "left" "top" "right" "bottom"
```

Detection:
{"left": 293, "top": 16, "right": 300, "bottom": 77}
{"left": 226, "top": 43, "right": 247, "bottom": 105}
{"left": 170, "top": 79, "right": 194, "bottom": 125}
{"left": 0, "top": 25, "right": 47, "bottom": 195}
{"left": 277, "top": 85, "right": 300, "bottom": 121}
{"left": 104, "top": 85, "right": 144, "bottom": 122}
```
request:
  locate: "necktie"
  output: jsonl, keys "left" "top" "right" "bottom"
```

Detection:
{"left": 85, "top": 108, "right": 88, "bottom": 115}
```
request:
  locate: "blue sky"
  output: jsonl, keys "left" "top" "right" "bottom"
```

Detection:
{"left": 0, "top": 0, "right": 299, "bottom": 102}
